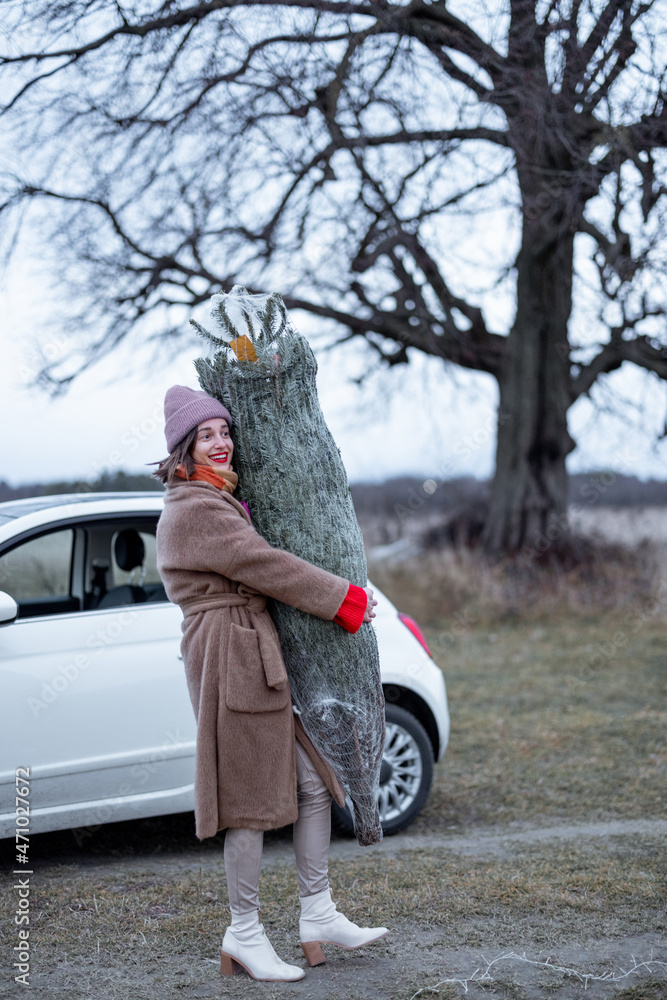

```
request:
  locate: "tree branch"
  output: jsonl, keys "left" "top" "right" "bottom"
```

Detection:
{"left": 571, "top": 329, "right": 667, "bottom": 399}
{"left": 0, "top": 1, "right": 371, "bottom": 65}
{"left": 282, "top": 292, "right": 506, "bottom": 377}
{"left": 409, "top": 0, "right": 505, "bottom": 83}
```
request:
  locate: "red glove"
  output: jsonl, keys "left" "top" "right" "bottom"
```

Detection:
{"left": 333, "top": 583, "right": 367, "bottom": 634}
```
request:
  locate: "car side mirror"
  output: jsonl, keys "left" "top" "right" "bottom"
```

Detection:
{"left": 0, "top": 591, "right": 19, "bottom": 625}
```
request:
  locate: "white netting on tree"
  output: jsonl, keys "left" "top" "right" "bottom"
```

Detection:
{"left": 193, "top": 286, "right": 385, "bottom": 846}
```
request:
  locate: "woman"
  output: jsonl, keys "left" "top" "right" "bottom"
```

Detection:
{"left": 155, "top": 385, "right": 388, "bottom": 982}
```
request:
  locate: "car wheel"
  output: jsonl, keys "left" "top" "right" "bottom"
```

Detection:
{"left": 331, "top": 703, "right": 435, "bottom": 837}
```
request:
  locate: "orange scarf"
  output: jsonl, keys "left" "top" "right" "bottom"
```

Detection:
{"left": 175, "top": 463, "right": 238, "bottom": 494}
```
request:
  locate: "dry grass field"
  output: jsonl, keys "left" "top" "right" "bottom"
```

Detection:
{"left": 366, "top": 505, "right": 667, "bottom": 624}
{"left": 1, "top": 508, "right": 665, "bottom": 1000}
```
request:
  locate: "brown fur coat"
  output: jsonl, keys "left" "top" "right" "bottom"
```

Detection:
{"left": 156, "top": 478, "right": 349, "bottom": 839}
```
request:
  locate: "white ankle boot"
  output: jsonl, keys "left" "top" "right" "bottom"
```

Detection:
{"left": 299, "top": 888, "right": 389, "bottom": 967}
{"left": 220, "top": 910, "right": 305, "bottom": 981}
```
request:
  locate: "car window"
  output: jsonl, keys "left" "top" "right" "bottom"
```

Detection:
{"left": 83, "top": 520, "right": 168, "bottom": 608}
{"left": 111, "top": 530, "right": 162, "bottom": 587}
{"left": 0, "top": 517, "right": 169, "bottom": 617}
{"left": 0, "top": 529, "right": 75, "bottom": 614}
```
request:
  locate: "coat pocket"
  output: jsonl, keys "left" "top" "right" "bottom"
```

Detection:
{"left": 225, "top": 622, "right": 290, "bottom": 713}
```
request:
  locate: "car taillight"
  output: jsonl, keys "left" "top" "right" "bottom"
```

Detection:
{"left": 397, "top": 612, "right": 431, "bottom": 657}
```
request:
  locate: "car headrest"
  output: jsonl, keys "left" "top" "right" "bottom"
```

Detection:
{"left": 114, "top": 529, "right": 145, "bottom": 573}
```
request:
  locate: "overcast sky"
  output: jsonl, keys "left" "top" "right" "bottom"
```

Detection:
{"left": 2, "top": 248, "right": 666, "bottom": 490}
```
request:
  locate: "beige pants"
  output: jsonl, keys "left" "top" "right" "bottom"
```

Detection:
{"left": 224, "top": 739, "right": 332, "bottom": 913}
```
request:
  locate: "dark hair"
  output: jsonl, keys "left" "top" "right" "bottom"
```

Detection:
{"left": 151, "top": 426, "right": 199, "bottom": 485}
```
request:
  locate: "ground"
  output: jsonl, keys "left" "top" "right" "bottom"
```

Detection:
{"left": 2, "top": 609, "right": 665, "bottom": 999}
{"left": 7, "top": 818, "right": 664, "bottom": 1000}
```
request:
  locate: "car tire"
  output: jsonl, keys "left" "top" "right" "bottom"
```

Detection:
{"left": 331, "top": 703, "right": 435, "bottom": 837}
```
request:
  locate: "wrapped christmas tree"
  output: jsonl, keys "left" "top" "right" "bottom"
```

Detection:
{"left": 193, "top": 286, "right": 384, "bottom": 846}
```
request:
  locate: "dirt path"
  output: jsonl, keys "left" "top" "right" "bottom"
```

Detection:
{"left": 329, "top": 817, "right": 667, "bottom": 860}
{"left": 46, "top": 817, "right": 667, "bottom": 875}
{"left": 12, "top": 819, "right": 664, "bottom": 1000}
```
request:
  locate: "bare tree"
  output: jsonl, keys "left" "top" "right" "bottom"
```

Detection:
{"left": 1, "top": 0, "right": 666, "bottom": 556}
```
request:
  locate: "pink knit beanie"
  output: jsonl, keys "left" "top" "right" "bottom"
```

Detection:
{"left": 164, "top": 385, "right": 233, "bottom": 452}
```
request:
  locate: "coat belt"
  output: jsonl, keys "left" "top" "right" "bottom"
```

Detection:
{"left": 181, "top": 591, "right": 268, "bottom": 617}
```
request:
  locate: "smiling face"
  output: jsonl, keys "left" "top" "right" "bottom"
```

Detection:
{"left": 191, "top": 418, "right": 234, "bottom": 472}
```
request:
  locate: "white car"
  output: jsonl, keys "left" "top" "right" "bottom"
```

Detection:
{"left": 0, "top": 493, "right": 449, "bottom": 840}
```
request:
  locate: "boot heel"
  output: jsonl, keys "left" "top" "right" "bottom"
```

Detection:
{"left": 301, "top": 941, "right": 326, "bottom": 967}
{"left": 220, "top": 951, "right": 243, "bottom": 976}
